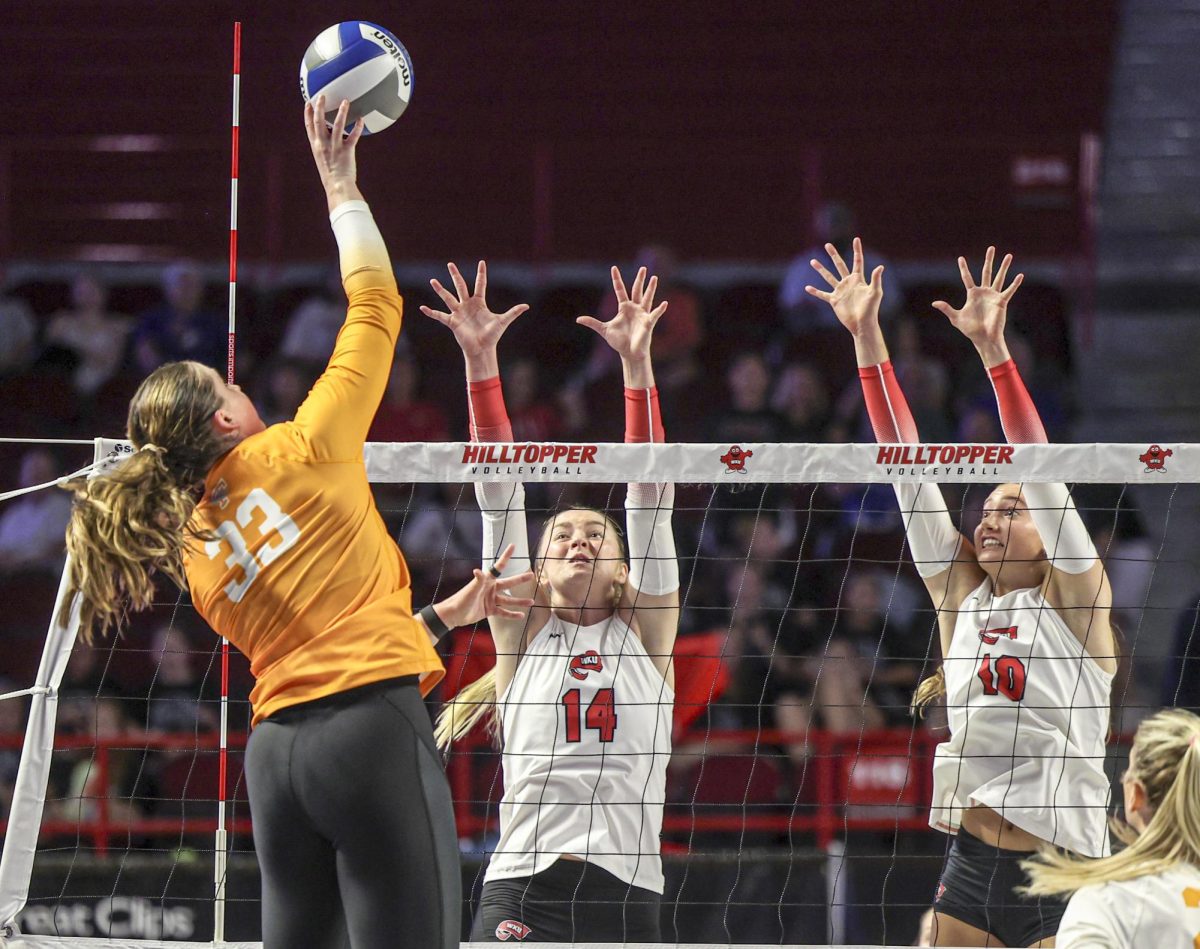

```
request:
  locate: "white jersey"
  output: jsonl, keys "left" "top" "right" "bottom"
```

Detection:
{"left": 487, "top": 612, "right": 674, "bottom": 893}
{"left": 1057, "top": 863, "right": 1200, "bottom": 948}
{"left": 930, "top": 579, "right": 1114, "bottom": 857}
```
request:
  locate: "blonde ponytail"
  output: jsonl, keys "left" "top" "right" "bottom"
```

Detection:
{"left": 1022, "top": 708, "right": 1200, "bottom": 896}
{"left": 62, "top": 361, "right": 230, "bottom": 642}
{"left": 434, "top": 668, "right": 500, "bottom": 750}
{"left": 911, "top": 665, "right": 946, "bottom": 718}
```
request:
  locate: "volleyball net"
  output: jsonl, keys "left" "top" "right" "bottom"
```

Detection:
{"left": 0, "top": 437, "right": 1195, "bottom": 947}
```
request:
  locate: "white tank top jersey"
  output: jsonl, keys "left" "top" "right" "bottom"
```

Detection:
{"left": 930, "top": 579, "right": 1114, "bottom": 857}
{"left": 487, "top": 612, "right": 674, "bottom": 893}
{"left": 1056, "top": 863, "right": 1200, "bottom": 949}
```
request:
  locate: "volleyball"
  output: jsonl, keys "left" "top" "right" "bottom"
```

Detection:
{"left": 299, "top": 21, "right": 414, "bottom": 134}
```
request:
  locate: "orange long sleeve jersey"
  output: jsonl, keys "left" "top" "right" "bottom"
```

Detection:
{"left": 183, "top": 264, "right": 443, "bottom": 726}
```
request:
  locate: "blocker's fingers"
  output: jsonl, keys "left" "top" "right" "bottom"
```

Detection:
{"left": 642, "top": 275, "right": 659, "bottom": 312}
{"left": 1000, "top": 272, "right": 1025, "bottom": 300}
{"left": 418, "top": 304, "right": 452, "bottom": 323}
{"left": 852, "top": 237, "right": 865, "bottom": 275}
{"left": 980, "top": 246, "right": 995, "bottom": 288}
{"left": 629, "top": 266, "right": 648, "bottom": 304}
{"left": 429, "top": 278, "right": 458, "bottom": 309}
{"left": 804, "top": 285, "right": 833, "bottom": 302}
{"left": 648, "top": 300, "right": 668, "bottom": 325}
{"left": 473, "top": 260, "right": 487, "bottom": 299}
{"left": 447, "top": 262, "right": 471, "bottom": 301}
{"left": 931, "top": 300, "right": 956, "bottom": 319}
{"left": 869, "top": 264, "right": 885, "bottom": 289}
{"left": 992, "top": 253, "right": 1013, "bottom": 291}
{"left": 811, "top": 259, "right": 840, "bottom": 290}
{"left": 576, "top": 315, "right": 606, "bottom": 336}
{"left": 826, "top": 242, "right": 850, "bottom": 278}
{"left": 611, "top": 266, "right": 629, "bottom": 303}
{"left": 957, "top": 256, "right": 976, "bottom": 289}
{"left": 501, "top": 303, "right": 530, "bottom": 324}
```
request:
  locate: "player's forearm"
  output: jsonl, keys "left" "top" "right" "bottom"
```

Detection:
{"left": 329, "top": 199, "right": 395, "bottom": 294}
{"left": 620, "top": 352, "right": 656, "bottom": 390}
{"left": 324, "top": 177, "right": 364, "bottom": 215}
{"left": 850, "top": 323, "right": 890, "bottom": 368}
{"left": 464, "top": 348, "right": 500, "bottom": 383}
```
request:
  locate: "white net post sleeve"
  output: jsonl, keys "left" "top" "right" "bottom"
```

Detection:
{"left": 0, "top": 564, "right": 83, "bottom": 937}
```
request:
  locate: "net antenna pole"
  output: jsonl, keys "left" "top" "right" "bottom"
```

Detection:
{"left": 214, "top": 19, "right": 241, "bottom": 946}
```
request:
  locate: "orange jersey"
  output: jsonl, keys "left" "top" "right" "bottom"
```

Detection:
{"left": 183, "top": 273, "right": 443, "bottom": 725}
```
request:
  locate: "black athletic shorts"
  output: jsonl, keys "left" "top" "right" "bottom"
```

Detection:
{"left": 470, "top": 857, "right": 662, "bottom": 943}
{"left": 933, "top": 826, "right": 1069, "bottom": 947}
{"left": 245, "top": 675, "right": 461, "bottom": 949}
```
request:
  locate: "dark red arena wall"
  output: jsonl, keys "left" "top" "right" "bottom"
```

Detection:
{"left": 1, "top": 1, "right": 1119, "bottom": 263}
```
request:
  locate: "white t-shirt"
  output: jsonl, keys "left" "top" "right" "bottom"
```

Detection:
{"left": 487, "top": 612, "right": 674, "bottom": 893}
{"left": 931, "top": 579, "right": 1114, "bottom": 857}
{"left": 1057, "top": 863, "right": 1200, "bottom": 948}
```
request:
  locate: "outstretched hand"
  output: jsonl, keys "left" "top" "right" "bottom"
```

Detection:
{"left": 435, "top": 543, "right": 535, "bottom": 630}
{"left": 577, "top": 266, "right": 668, "bottom": 360}
{"left": 932, "top": 246, "right": 1023, "bottom": 349}
{"left": 804, "top": 238, "right": 885, "bottom": 336}
{"left": 304, "top": 96, "right": 363, "bottom": 205}
{"left": 419, "top": 261, "right": 530, "bottom": 358}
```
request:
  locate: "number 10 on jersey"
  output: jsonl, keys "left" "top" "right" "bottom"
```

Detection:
{"left": 562, "top": 688, "right": 618, "bottom": 743}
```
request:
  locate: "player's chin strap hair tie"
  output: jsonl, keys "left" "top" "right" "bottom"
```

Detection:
{"left": 139, "top": 444, "right": 167, "bottom": 456}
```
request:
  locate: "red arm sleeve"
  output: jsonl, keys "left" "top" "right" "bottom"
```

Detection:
{"left": 858, "top": 361, "right": 920, "bottom": 443}
{"left": 987, "top": 358, "right": 1048, "bottom": 444}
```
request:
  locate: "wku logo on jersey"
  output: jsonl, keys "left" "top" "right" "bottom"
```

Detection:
{"left": 568, "top": 650, "right": 603, "bottom": 680}
{"left": 979, "top": 625, "right": 1018, "bottom": 645}
{"left": 495, "top": 919, "right": 532, "bottom": 941}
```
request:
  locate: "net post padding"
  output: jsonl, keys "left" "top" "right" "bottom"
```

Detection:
{"left": 0, "top": 565, "right": 83, "bottom": 936}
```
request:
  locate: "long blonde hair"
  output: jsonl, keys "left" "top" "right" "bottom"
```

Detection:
{"left": 1022, "top": 708, "right": 1200, "bottom": 896}
{"left": 434, "top": 506, "right": 628, "bottom": 751}
{"left": 63, "top": 362, "right": 230, "bottom": 642}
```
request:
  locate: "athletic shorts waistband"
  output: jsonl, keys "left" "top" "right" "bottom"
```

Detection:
{"left": 262, "top": 675, "right": 421, "bottom": 723}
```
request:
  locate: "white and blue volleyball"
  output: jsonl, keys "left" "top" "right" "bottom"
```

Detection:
{"left": 299, "top": 22, "right": 414, "bottom": 134}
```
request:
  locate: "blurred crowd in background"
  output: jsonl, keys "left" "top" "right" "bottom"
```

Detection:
{"left": 2, "top": 207, "right": 1196, "bottom": 836}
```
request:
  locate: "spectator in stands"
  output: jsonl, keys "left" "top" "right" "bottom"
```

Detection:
{"left": 43, "top": 273, "right": 133, "bottom": 397}
{"left": 367, "top": 347, "right": 450, "bottom": 443}
{"left": 131, "top": 262, "right": 225, "bottom": 373}
{"left": 279, "top": 267, "right": 345, "bottom": 363}
{"left": 776, "top": 571, "right": 921, "bottom": 752}
{"left": 256, "top": 358, "right": 316, "bottom": 428}
{"left": 505, "top": 356, "right": 563, "bottom": 442}
{"left": 777, "top": 202, "right": 901, "bottom": 341}
{"left": 1162, "top": 594, "right": 1200, "bottom": 713}
{"left": 396, "top": 483, "right": 484, "bottom": 588}
{"left": 0, "top": 265, "right": 37, "bottom": 377}
{"left": 0, "top": 680, "right": 25, "bottom": 821}
{"left": 891, "top": 318, "right": 954, "bottom": 442}
{"left": 147, "top": 625, "right": 218, "bottom": 735}
{"left": 54, "top": 695, "right": 150, "bottom": 826}
{"left": 713, "top": 351, "right": 788, "bottom": 444}
{"left": 0, "top": 449, "right": 73, "bottom": 573}
{"left": 771, "top": 361, "right": 832, "bottom": 442}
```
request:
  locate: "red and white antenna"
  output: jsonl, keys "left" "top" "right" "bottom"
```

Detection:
{"left": 214, "top": 19, "right": 240, "bottom": 945}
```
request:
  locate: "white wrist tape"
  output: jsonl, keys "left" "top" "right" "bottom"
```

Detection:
{"left": 625, "top": 482, "right": 679, "bottom": 596}
{"left": 329, "top": 199, "right": 389, "bottom": 283}
{"left": 475, "top": 481, "right": 530, "bottom": 577}
{"left": 894, "top": 482, "right": 964, "bottom": 578}
{"left": 1019, "top": 481, "right": 1098, "bottom": 574}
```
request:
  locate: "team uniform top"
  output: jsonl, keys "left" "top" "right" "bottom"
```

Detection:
{"left": 183, "top": 257, "right": 443, "bottom": 726}
{"left": 489, "top": 612, "right": 674, "bottom": 894}
{"left": 930, "top": 578, "right": 1113, "bottom": 858}
{"left": 1055, "top": 863, "right": 1200, "bottom": 948}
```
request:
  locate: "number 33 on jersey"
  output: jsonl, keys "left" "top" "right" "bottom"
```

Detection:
{"left": 204, "top": 485, "right": 301, "bottom": 602}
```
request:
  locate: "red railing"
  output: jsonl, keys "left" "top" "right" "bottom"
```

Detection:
{"left": 2, "top": 727, "right": 1129, "bottom": 854}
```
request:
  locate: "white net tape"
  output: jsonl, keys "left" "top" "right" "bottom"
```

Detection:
{"left": 0, "top": 438, "right": 1192, "bottom": 947}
